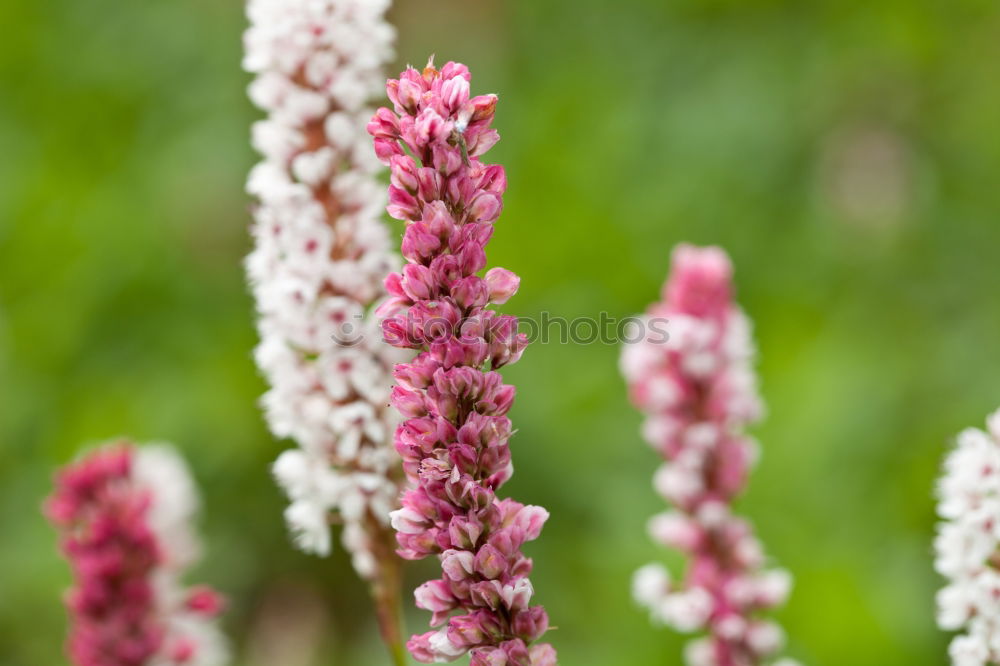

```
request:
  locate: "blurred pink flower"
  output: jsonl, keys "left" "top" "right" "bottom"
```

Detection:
{"left": 622, "top": 245, "right": 799, "bottom": 666}
{"left": 45, "top": 442, "right": 227, "bottom": 666}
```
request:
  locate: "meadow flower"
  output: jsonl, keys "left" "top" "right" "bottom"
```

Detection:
{"left": 622, "top": 244, "right": 798, "bottom": 666}
{"left": 45, "top": 442, "right": 227, "bottom": 666}
{"left": 935, "top": 408, "right": 1000, "bottom": 665}
{"left": 243, "top": 1, "right": 409, "bottom": 658}
{"left": 370, "top": 59, "right": 557, "bottom": 665}
{"left": 243, "top": 0, "right": 412, "bottom": 651}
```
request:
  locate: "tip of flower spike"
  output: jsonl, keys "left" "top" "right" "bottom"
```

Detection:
{"left": 663, "top": 243, "right": 734, "bottom": 318}
{"left": 670, "top": 243, "right": 733, "bottom": 283}
{"left": 987, "top": 408, "right": 1000, "bottom": 440}
{"left": 44, "top": 443, "right": 135, "bottom": 525}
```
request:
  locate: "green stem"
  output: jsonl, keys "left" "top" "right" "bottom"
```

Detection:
{"left": 369, "top": 517, "right": 407, "bottom": 666}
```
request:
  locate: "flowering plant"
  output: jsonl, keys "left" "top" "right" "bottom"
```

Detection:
{"left": 935, "top": 408, "right": 1000, "bottom": 666}
{"left": 243, "top": 0, "right": 409, "bottom": 657}
{"left": 369, "top": 59, "right": 558, "bottom": 665}
{"left": 622, "top": 244, "right": 799, "bottom": 666}
{"left": 45, "top": 443, "right": 227, "bottom": 666}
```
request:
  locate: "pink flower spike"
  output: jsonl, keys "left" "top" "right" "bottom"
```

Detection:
{"left": 622, "top": 244, "right": 801, "bottom": 666}
{"left": 44, "top": 442, "right": 228, "bottom": 666}
{"left": 372, "top": 60, "right": 557, "bottom": 664}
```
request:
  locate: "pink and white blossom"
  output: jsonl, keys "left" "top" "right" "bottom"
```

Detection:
{"left": 243, "top": 2, "right": 411, "bottom": 660}
{"left": 622, "top": 244, "right": 799, "bottom": 666}
{"left": 45, "top": 442, "right": 227, "bottom": 666}
{"left": 370, "top": 59, "right": 557, "bottom": 665}
{"left": 935, "top": 408, "right": 1000, "bottom": 666}
{"left": 243, "top": 0, "right": 408, "bottom": 583}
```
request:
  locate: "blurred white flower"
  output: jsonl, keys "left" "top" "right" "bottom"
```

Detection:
{"left": 936, "top": 408, "right": 1000, "bottom": 664}
{"left": 244, "top": 0, "right": 407, "bottom": 580}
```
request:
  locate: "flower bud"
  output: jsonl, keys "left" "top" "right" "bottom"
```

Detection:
{"left": 414, "top": 579, "right": 458, "bottom": 626}
{"left": 484, "top": 268, "right": 519, "bottom": 305}
{"left": 511, "top": 606, "right": 548, "bottom": 642}
{"left": 390, "top": 386, "right": 427, "bottom": 418}
{"left": 390, "top": 506, "right": 428, "bottom": 535}
{"left": 441, "top": 549, "right": 476, "bottom": 581}
{"left": 474, "top": 543, "right": 508, "bottom": 580}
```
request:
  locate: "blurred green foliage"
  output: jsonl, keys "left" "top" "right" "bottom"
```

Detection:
{"left": 3, "top": 0, "right": 1000, "bottom": 664}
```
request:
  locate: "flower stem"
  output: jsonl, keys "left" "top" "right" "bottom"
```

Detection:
{"left": 369, "top": 517, "right": 406, "bottom": 666}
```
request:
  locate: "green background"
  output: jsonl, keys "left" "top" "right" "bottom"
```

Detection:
{"left": 3, "top": 0, "right": 999, "bottom": 664}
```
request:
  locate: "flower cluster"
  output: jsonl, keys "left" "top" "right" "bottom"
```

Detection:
{"left": 369, "top": 60, "right": 557, "bottom": 665}
{"left": 44, "top": 443, "right": 227, "bottom": 666}
{"left": 243, "top": 0, "right": 407, "bottom": 580}
{"left": 622, "top": 244, "right": 798, "bottom": 666}
{"left": 935, "top": 408, "right": 1000, "bottom": 666}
